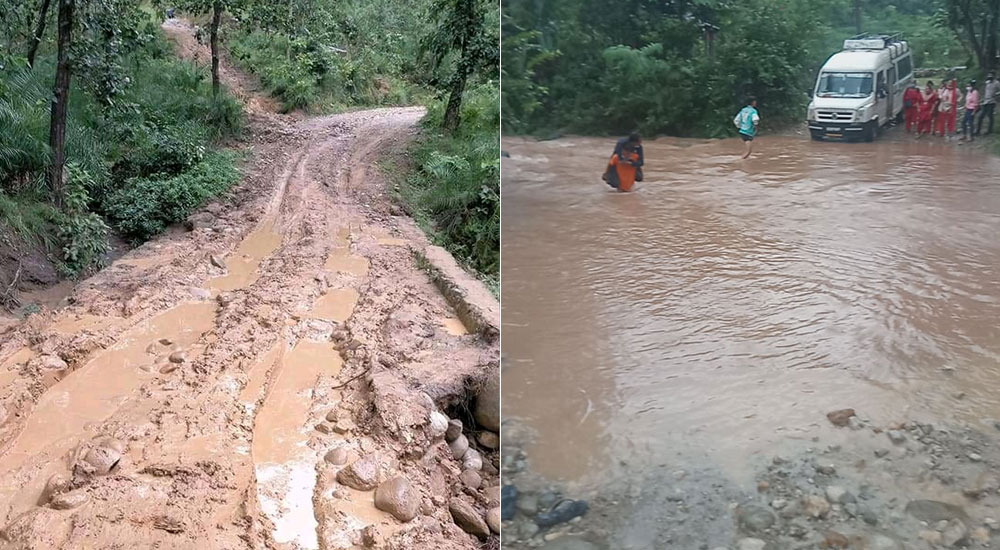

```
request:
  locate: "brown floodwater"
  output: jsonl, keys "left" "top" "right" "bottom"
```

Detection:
{"left": 502, "top": 135, "right": 1000, "bottom": 487}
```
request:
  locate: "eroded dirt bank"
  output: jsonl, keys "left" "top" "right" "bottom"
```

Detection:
{"left": 0, "top": 21, "right": 499, "bottom": 550}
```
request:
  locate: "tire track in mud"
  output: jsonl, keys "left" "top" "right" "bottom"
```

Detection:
{"left": 0, "top": 19, "right": 498, "bottom": 548}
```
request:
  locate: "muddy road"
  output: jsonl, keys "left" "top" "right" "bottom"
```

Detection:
{"left": 501, "top": 134, "right": 1000, "bottom": 549}
{"left": 0, "top": 21, "right": 499, "bottom": 550}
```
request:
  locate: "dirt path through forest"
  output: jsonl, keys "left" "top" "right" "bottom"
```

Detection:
{"left": 0, "top": 20, "right": 499, "bottom": 550}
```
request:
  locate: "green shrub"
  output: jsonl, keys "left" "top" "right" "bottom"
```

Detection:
{"left": 58, "top": 165, "right": 110, "bottom": 277}
{"left": 399, "top": 84, "right": 499, "bottom": 277}
{"left": 103, "top": 151, "right": 239, "bottom": 241}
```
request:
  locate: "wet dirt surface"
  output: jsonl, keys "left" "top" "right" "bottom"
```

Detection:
{"left": 501, "top": 133, "right": 1000, "bottom": 549}
{"left": 0, "top": 21, "right": 498, "bottom": 550}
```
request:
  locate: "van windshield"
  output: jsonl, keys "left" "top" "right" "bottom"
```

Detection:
{"left": 815, "top": 72, "right": 873, "bottom": 98}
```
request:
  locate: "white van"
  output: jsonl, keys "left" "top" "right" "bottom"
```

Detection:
{"left": 807, "top": 34, "right": 914, "bottom": 142}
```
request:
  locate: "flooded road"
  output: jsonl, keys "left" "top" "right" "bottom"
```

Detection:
{"left": 502, "top": 135, "right": 1000, "bottom": 487}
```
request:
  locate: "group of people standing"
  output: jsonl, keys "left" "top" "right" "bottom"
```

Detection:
{"left": 903, "top": 74, "right": 999, "bottom": 140}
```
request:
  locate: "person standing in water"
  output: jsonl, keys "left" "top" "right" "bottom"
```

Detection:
{"left": 903, "top": 82, "right": 922, "bottom": 133}
{"left": 936, "top": 80, "right": 959, "bottom": 137}
{"left": 613, "top": 132, "right": 644, "bottom": 182}
{"left": 961, "top": 80, "right": 980, "bottom": 141}
{"left": 602, "top": 135, "right": 642, "bottom": 192}
{"left": 977, "top": 73, "right": 998, "bottom": 136}
{"left": 733, "top": 97, "right": 760, "bottom": 159}
{"left": 916, "top": 81, "right": 938, "bottom": 138}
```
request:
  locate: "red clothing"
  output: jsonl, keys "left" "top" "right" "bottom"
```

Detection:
{"left": 903, "top": 87, "right": 922, "bottom": 132}
{"left": 918, "top": 89, "right": 938, "bottom": 134}
{"left": 610, "top": 151, "right": 639, "bottom": 192}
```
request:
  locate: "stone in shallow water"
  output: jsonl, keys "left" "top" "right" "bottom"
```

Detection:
{"left": 736, "top": 503, "right": 776, "bottom": 533}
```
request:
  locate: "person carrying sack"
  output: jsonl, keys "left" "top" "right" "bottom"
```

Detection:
{"left": 602, "top": 136, "right": 642, "bottom": 192}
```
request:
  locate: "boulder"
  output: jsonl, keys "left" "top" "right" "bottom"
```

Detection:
{"left": 826, "top": 409, "right": 855, "bottom": 427}
{"left": 486, "top": 507, "right": 501, "bottom": 534}
{"left": 474, "top": 374, "right": 500, "bottom": 432}
{"left": 450, "top": 499, "right": 489, "bottom": 538}
{"left": 336, "top": 456, "right": 380, "bottom": 491}
{"left": 445, "top": 419, "right": 464, "bottom": 442}
{"left": 374, "top": 476, "right": 419, "bottom": 522}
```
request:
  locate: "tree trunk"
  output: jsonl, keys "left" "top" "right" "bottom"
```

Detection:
{"left": 210, "top": 0, "right": 222, "bottom": 97}
{"left": 442, "top": 70, "right": 467, "bottom": 131}
{"left": 854, "top": 0, "right": 862, "bottom": 34}
{"left": 46, "top": 0, "right": 73, "bottom": 209}
{"left": 27, "top": 0, "right": 52, "bottom": 68}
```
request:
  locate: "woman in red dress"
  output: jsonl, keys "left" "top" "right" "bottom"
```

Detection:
{"left": 917, "top": 80, "right": 938, "bottom": 137}
{"left": 903, "top": 83, "right": 922, "bottom": 132}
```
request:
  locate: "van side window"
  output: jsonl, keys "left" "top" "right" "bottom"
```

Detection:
{"left": 897, "top": 56, "right": 912, "bottom": 81}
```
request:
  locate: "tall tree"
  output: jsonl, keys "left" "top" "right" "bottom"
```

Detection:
{"left": 423, "top": 0, "right": 497, "bottom": 131}
{"left": 175, "top": 0, "right": 239, "bottom": 96}
{"left": 46, "top": 0, "right": 73, "bottom": 207}
{"left": 27, "top": 0, "right": 52, "bottom": 68}
{"left": 947, "top": 0, "right": 1000, "bottom": 73}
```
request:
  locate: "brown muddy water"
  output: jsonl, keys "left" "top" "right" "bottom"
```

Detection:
{"left": 502, "top": 135, "right": 1000, "bottom": 488}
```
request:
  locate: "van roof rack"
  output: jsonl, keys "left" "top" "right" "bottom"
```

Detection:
{"left": 844, "top": 33, "right": 905, "bottom": 50}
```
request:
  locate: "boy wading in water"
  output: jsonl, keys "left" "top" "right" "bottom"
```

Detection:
{"left": 734, "top": 97, "right": 760, "bottom": 159}
{"left": 603, "top": 133, "right": 643, "bottom": 192}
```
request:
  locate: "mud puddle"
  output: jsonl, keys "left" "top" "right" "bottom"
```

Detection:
{"left": 441, "top": 318, "right": 468, "bottom": 336}
{"left": 252, "top": 340, "right": 342, "bottom": 549}
{"left": 309, "top": 289, "right": 359, "bottom": 323}
{"left": 210, "top": 219, "right": 283, "bottom": 292}
{"left": 0, "top": 301, "right": 216, "bottom": 520}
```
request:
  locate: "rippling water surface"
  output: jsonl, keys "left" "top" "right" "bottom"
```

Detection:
{"left": 502, "top": 135, "right": 1000, "bottom": 485}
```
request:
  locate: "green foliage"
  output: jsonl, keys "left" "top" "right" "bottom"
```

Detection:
{"left": 398, "top": 84, "right": 499, "bottom": 276}
{"left": 0, "top": 68, "right": 50, "bottom": 182}
{"left": 501, "top": 0, "right": 968, "bottom": 137}
{"left": 58, "top": 164, "right": 110, "bottom": 277}
{"left": 0, "top": 189, "right": 61, "bottom": 250}
{"left": 103, "top": 151, "right": 239, "bottom": 241}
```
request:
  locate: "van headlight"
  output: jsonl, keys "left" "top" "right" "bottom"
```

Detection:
{"left": 856, "top": 104, "right": 874, "bottom": 121}
{"left": 808, "top": 106, "right": 816, "bottom": 120}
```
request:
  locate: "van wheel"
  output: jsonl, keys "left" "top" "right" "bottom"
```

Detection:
{"left": 864, "top": 122, "right": 877, "bottom": 142}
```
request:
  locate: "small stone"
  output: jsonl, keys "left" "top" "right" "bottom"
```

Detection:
{"left": 81, "top": 443, "right": 122, "bottom": 475}
{"left": 918, "top": 530, "right": 943, "bottom": 545}
{"left": 968, "top": 452, "right": 983, "bottom": 462}
{"left": 826, "top": 409, "right": 855, "bottom": 427}
{"left": 847, "top": 416, "right": 864, "bottom": 430}
{"left": 500, "top": 485, "right": 517, "bottom": 520}
{"left": 770, "top": 498, "right": 787, "bottom": 510}
{"left": 315, "top": 422, "right": 335, "bottom": 434}
{"left": 942, "top": 519, "right": 969, "bottom": 547}
{"left": 971, "top": 527, "right": 990, "bottom": 542}
{"left": 756, "top": 480, "right": 769, "bottom": 492}
{"left": 336, "top": 456, "right": 380, "bottom": 491}
{"left": 483, "top": 485, "right": 501, "bottom": 507}
{"left": 325, "top": 409, "right": 339, "bottom": 423}
{"left": 887, "top": 430, "right": 905, "bottom": 444}
{"left": 477, "top": 431, "right": 500, "bottom": 450}
{"left": 159, "top": 364, "right": 179, "bottom": 374}
{"left": 216, "top": 293, "right": 233, "bottom": 306}
{"left": 49, "top": 489, "right": 89, "bottom": 510}
{"left": 449, "top": 434, "right": 469, "bottom": 460}
{"left": 168, "top": 351, "right": 186, "bottom": 364}
{"left": 324, "top": 448, "right": 349, "bottom": 465}
{"left": 158, "top": 338, "right": 173, "bottom": 346}
{"left": 427, "top": 411, "right": 449, "bottom": 438}
{"left": 736, "top": 504, "right": 776, "bottom": 533}
{"left": 874, "top": 448, "right": 890, "bottom": 458}
{"left": 825, "top": 486, "right": 846, "bottom": 503}
{"left": 516, "top": 493, "right": 539, "bottom": 516}
{"left": 736, "top": 539, "right": 766, "bottom": 550}
{"left": 445, "top": 419, "right": 463, "bottom": 442}
{"left": 449, "top": 499, "right": 489, "bottom": 538}
{"left": 824, "top": 531, "right": 849, "bottom": 548}
{"left": 459, "top": 469, "right": 482, "bottom": 490}
{"left": 374, "top": 476, "right": 419, "bottom": 522}
{"left": 37, "top": 355, "right": 68, "bottom": 370}
{"left": 41, "top": 473, "right": 71, "bottom": 503}
{"left": 210, "top": 254, "right": 226, "bottom": 269}
{"left": 360, "top": 525, "right": 381, "bottom": 547}
{"left": 905, "top": 500, "right": 967, "bottom": 523}
{"left": 463, "top": 449, "right": 483, "bottom": 471}
{"left": 816, "top": 463, "right": 836, "bottom": 475}
{"left": 332, "top": 418, "right": 355, "bottom": 434}
{"left": 486, "top": 507, "right": 501, "bottom": 534}
{"left": 803, "top": 495, "right": 831, "bottom": 518}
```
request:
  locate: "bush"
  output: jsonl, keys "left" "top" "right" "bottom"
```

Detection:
{"left": 103, "top": 151, "right": 239, "bottom": 241}
{"left": 399, "top": 84, "right": 499, "bottom": 278}
{"left": 58, "top": 165, "right": 110, "bottom": 277}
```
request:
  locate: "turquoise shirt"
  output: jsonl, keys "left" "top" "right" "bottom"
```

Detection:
{"left": 736, "top": 106, "right": 759, "bottom": 136}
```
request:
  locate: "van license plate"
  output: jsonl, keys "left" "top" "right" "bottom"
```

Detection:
{"left": 826, "top": 127, "right": 839, "bottom": 132}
